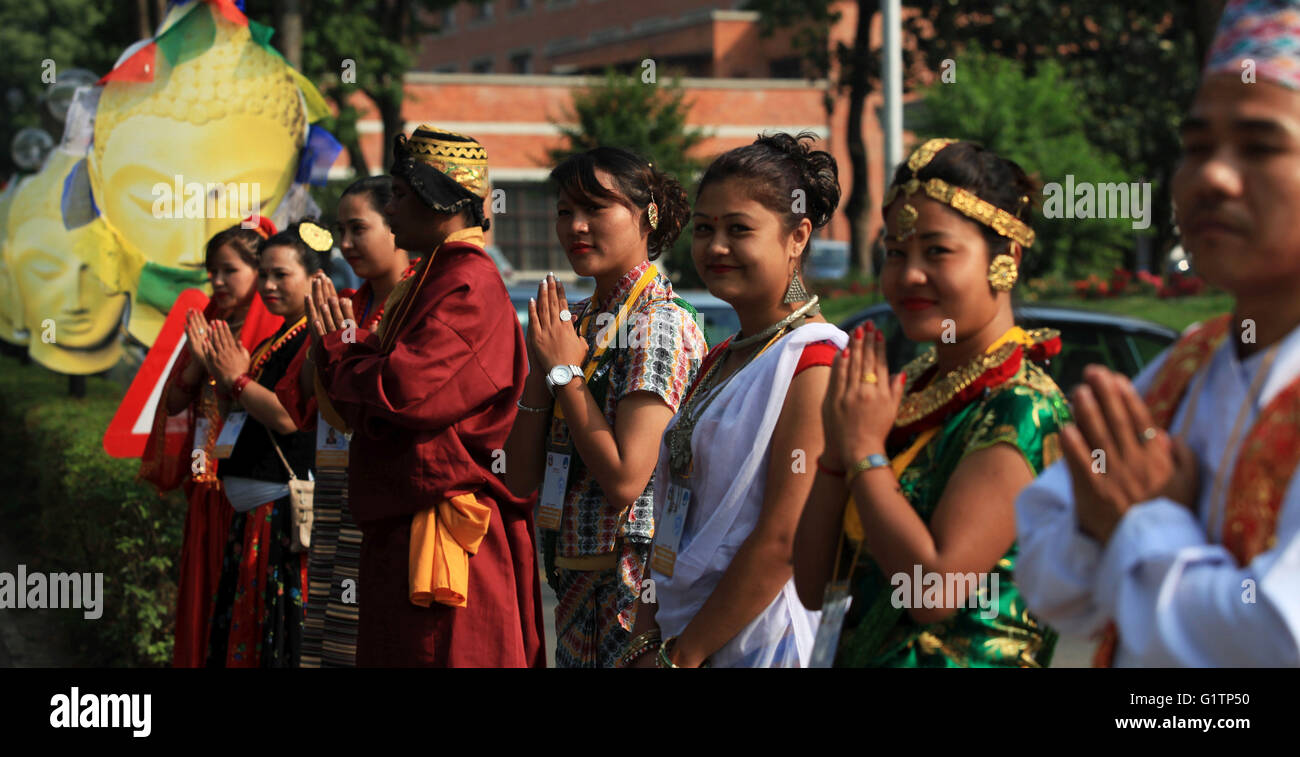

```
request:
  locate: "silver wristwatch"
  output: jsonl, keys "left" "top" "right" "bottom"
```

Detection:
{"left": 546, "top": 364, "right": 584, "bottom": 395}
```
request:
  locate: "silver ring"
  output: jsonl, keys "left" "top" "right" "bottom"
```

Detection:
{"left": 559, "top": 309, "right": 572, "bottom": 322}
{"left": 197, "top": 328, "right": 206, "bottom": 338}
{"left": 1142, "top": 427, "right": 1158, "bottom": 442}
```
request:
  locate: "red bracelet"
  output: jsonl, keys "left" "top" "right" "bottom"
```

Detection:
{"left": 231, "top": 374, "right": 254, "bottom": 399}
{"left": 816, "top": 456, "right": 846, "bottom": 477}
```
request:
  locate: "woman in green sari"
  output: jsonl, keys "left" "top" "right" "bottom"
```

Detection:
{"left": 793, "top": 139, "right": 1068, "bottom": 667}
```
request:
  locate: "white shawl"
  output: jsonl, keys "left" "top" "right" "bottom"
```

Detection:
{"left": 651, "top": 322, "right": 849, "bottom": 667}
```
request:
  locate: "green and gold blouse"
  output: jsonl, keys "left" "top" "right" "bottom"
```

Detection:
{"left": 834, "top": 350, "right": 1070, "bottom": 668}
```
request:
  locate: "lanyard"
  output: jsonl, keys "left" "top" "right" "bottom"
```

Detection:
{"left": 553, "top": 263, "right": 659, "bottom": 422}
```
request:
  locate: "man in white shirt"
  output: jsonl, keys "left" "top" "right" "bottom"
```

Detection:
{"left": 1014, "top": 0, "right": 1300, "bottom": 667}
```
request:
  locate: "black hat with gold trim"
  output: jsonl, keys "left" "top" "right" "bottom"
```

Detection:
{"left": 391, "top": 125, "right": 491, "bottom": 230}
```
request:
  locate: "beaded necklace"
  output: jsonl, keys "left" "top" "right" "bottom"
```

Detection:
{"left": 249, "top": 315, "right": 308, "bottom": 380}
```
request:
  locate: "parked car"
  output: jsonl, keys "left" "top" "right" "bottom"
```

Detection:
{"left": 507, "top": 285, "right": 740, "bottom": 352}
{"left": 807, "top": 238, "right": 850, "bottom": 281}
{"left": 838, "top": 303, "right": 1179, "bottom": 392}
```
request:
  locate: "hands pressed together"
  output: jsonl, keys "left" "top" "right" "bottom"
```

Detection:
{"left": 306, "top": 272, "right": 356, "bottom": 357}
{"left": 184, "top": 308, "right": 249, "bottom": 393}
{"left": 1061, "top": 364, "right": 1200, "bottom": 545}
{"left": 526, "top": 273, "right": 589, "bottom": 376}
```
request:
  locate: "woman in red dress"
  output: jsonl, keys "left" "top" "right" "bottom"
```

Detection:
{"left": 139, "top": 218, "right": 282, "bottom": 668}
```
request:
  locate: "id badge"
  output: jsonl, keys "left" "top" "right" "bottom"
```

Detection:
{"left": 194, "top": 417, "right": 211, "bottom": 450}
{"left": 537, "top": 452, "right": 570, "bottom": 530}
{"left": 315, "top": 412, "right": 350, "bottom": 468}
{"left": 808, "top": 581, "right": 853, "bottom": 668}
{"left": 213, "top": 410, "right": 248, "bottom": 459}
{"left": 650, "top": 481, "right": 691, "bottom": 577}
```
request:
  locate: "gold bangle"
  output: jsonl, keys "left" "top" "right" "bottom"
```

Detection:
{"left": 618, "top": 629, "right": 662, "bottom": 668}
{"left": 657, "top": 635, "right": 711, "bottom": 668}
{"left": 848, "top": 453, "right": 890, "bottom": 482}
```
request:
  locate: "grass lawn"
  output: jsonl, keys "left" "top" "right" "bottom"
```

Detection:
{"left": 820, "top": 291, "right": 882, "bottom": 324}
{"left": 817, "top": 289, "right": 1233, "bottom": 334}
{"left": 1046, "top": 291, "right": 1234, "bottom": 333}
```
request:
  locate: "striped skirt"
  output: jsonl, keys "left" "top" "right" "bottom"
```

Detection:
{"left": 299, "top": 466, "right": 362, "bottom": 667}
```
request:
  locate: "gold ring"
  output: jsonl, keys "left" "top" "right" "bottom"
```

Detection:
{"left": 862, "top": 372, "right": 878, "bottom": 384}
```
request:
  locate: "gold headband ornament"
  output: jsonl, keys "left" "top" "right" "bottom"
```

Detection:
{"left": 884, "top": 138, "right": 1035, "bottom": 249}
{"left": 298, "top": 221, "right": 333, "bottom": 252}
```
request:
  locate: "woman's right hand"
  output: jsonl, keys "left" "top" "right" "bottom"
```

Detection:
{"left": 184, "top": 309, "right": 213, "bottom": 372}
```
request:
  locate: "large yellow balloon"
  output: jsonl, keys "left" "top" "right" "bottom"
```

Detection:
{"left": 86, "top": 9, "right": 306, "bottom": 344}
{"left": 8, "top": 150, "right": 127, "bottom": 374}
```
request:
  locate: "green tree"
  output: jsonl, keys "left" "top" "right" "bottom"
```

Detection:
{"left": 549, "top": 69, "right": 709, "bottom": 288}
{"left": 0, "top": 0, "right": 139, "bottom": 178}
{"left": 748, "top": 0, "right": 886, "bottom": 276}
{"left": 909, "top": 49, "right": 1135, "bottom": 280}
{"left": 243, "top": 0, "right": 462, "bottom": 177}
{"left": 905, "top": 1, "right": 1224, "bottom": 269}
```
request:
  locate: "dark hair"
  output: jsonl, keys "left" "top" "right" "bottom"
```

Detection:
{"left": 204, "top": 224, "right": 262, "bottom": 271}
{"left": 695, "top": 131, "right": 841, "bottom": 257}
{"left": 886, "top": 140, "right": 1039, "bottom": 259}
{"left": 257, "top": 220, "right": 329, "bottom": 275}
{"left": 549, "top": 146, "right": 688, "bottom": 259}
{"left": 340, "top": 175, "right": 394, "bottom": 222}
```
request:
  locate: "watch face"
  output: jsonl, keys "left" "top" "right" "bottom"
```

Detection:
{"left": 549, "top": 365, "right": 572, "bottom": 385}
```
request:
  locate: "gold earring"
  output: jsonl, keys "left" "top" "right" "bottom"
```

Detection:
{"left": 647, "top": 201, "right": 659, "bottom": 230}
{"left": 988, "top": 252, "right": 1018, "bottom": 292}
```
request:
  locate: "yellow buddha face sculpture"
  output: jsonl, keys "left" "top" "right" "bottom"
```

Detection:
{"left": 7, "top": 151, "right": 127, "bottom": 374}
{"left": 87, "top": 11, "right": 305, "bottom": 344}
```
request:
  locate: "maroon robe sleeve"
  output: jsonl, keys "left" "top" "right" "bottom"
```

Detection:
{"left": 316, "top": 255, "right": 514, "bottom": 441}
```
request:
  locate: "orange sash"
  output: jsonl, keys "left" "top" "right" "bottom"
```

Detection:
{"left": 408, "top": 493, "right": 492, "bottom": 608}
{"left": 1094, "top": 314, "right": 1300, "bottom": 665}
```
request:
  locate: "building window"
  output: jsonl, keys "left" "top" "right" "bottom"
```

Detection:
{"left": 510, "top": 0, "right": 533, "bottom": 11}
{"left": 493, "top": 182, "right": 564, "bottom": 272}
{"left": 769, "top": 56, "right": 804, "bottom": 79}
{"left": 470, "top": 56, "right": 494, "bottom": 73}
{"left": 441, "top": 8, "right": 456, "bottom": 29}
{"left": 473, "top": 2, "right": 495, "bottom": 22}
{"left": 509, "top": 50, "right": 533, "bottom": 74}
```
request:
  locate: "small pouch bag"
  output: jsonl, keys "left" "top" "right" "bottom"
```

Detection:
{"left": 267, "top": 427, "right": 314, "bottom": 553}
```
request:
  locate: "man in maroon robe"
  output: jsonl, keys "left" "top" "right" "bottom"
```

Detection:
{"left": 307, "top": 125, "right": 545, "bottom": 667}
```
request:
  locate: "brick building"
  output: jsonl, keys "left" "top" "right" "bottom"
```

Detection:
{"left": 338, "top": 1, "right": 896, "bottom": 278}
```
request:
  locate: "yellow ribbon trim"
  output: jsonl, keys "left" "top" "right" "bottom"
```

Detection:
{"left": 554, "top": 263, "right": 659, "bottom": 421}
{"left": 409, "top": 492, "right": 492, "bottom": 609}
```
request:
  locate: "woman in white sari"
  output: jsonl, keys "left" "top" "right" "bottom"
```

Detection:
{"left": 621, "top": 133, "right": 848, "bottom": 667}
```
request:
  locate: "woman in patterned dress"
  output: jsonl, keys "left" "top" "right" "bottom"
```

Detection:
{"left": 793, "top": 139, "right": 1067, "bottom": 667}
{"left": 503, "top": 147, "right": 706, "bottom": 667}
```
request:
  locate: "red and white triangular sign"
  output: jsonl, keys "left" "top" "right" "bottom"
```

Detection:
{"left": 103, "top": 288, "right": 209, "bottom": 458}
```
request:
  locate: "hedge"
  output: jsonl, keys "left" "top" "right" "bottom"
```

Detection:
{"left": 0, "top": 354, "right": 185, "bottom": 666}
